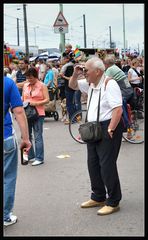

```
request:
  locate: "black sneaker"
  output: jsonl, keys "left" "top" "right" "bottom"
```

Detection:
{"left": 4, "top": 214, "right": 17, "bottom": 226}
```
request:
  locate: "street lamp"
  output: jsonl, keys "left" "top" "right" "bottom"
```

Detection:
{"left": 122, "top": 4, "right": 126, "bottom": 58}
{"left": 17, "top": 18, "right": 20, "bottom": 46}
{"left": 23, "top": 4, "right": 29, "bottom": 60}
{"left": 83, "top": 14, "right": 87, "bottom": 48}
{"left": 17, "top": 8, "right": 21, "bottom": 46}
{"left": 34, "top": 26, "right": 39, "bottom": 46}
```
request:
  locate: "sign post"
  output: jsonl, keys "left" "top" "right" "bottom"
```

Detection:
{"left": 53, "top": 11, "right": 69, "bottom": 53}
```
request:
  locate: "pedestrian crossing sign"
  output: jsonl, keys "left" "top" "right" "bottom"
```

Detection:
{"left": 53, "top": 11, "right": 68, "bottom": 27}
{"left": 53, "top": 11, "right": 68, "bottom": 33}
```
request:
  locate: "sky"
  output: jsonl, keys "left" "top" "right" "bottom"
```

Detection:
{"left": 4, "top": 3, "right": 144, "bottom": 53}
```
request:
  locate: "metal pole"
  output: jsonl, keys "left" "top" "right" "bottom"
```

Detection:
{"left": 109, "top": 26, "right": 111, "bottom": 48}
{"left": 23, "top": 4, "right": 29, "bottom": 60}
{"left": 83, "top": 14, "right": 87, "bottom": 48}
{"left": 122, "top": 4, "right": 126, "bottom": 58}
{"left": 59, "top": 4, "right": 65, "bottom": 54}
{"left": 34, "top": 28, "right": 36, "bottom": 46}
{"left": 17, "top": 18, "right": 20, "bottom": 46}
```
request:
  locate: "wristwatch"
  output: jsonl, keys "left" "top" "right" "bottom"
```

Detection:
{"left": 108, "top": 128, "right": 114, "bottom": 133}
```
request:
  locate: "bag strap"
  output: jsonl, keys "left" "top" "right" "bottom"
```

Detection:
{"left": 132, "top": 68, "right": 142, "bottom": 77}
{"left": 85, "top": 88, "right": 101, "bottom": 123}
{"left": 104, "top": 77, "right": 112, "bottom": 90}
{"left": 96, "top": 89, "right": 101, "bottom": 122}
{"left": 85, "top": 89, "right": 93, "bottom": 122}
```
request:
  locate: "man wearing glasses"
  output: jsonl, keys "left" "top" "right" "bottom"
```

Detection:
{"left": 69, "top": 57, "right": 123, "bottom": 216}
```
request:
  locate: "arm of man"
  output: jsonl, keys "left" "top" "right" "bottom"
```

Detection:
{"left": 108, "top": 106, "right": 123, "bottom": 138}
{"left": 105, "top": 79, "right": 123, "bottom": 138}
{"left": 30, "top": 84, "right": 49, "bottom": 106}
{"left": 13, "top": 106, "right": 31, "bottom": 151}
{"left": 69, "top": 65, "right": 84, "bottom": 90}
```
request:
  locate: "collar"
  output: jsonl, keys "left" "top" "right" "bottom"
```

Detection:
{"left": 90, "top": 74, "right": 106, "bottom": 90}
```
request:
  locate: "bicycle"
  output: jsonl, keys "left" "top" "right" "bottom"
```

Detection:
{"left": 69, "top": 88, "right": 144, "bottom": 144}
{"left": 122, "top": 87, "right": 144, "bottom": 144}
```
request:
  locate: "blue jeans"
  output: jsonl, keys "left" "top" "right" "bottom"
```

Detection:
{"left": 28, "top": 116, "right": 44, "bottom": 162}
{"left": 4, "top": 135, "right": 18, "bottom": 221}
{"left": 65, "top": 89, "right": 76, "bottom": 120}
{"left": 74, "top": 90, "right": 82, "bottom": 112}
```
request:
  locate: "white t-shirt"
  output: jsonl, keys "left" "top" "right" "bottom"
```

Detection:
{"left": 78, "top": 74, "right": 122, "bottom": 122}
{"left": 128, "top": 68, "right": 141, "bottom": 84}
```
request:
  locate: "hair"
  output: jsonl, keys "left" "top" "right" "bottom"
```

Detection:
{"left": 25, "top": 67, "right": 38, "bottom": 78}
{"left": 86, "top": 57, "right": 105, "bottom": 72}
{"left": 103, "top": 54, "right": 115, "bottom": 65}
{"left": 115, "top": 60, "right": 122, "bottom": 69}
{"left": 19, "top": 58, "right": 29, "bottom": 64}
{"left": 65, "top": 43, "right": 72, "bottom": 49}
{"left": 4, "top": 68, "right": 10, "bottom": 76}
{"left": 24, "top": 59, "right": 29, "bottom": 64}
{"left": 131, "top": 58, "right": 139, "bottom": 65}
{"left": 46, "top": 62, "right": 52, "bottom": 69}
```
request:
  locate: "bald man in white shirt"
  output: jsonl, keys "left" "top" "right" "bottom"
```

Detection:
{"left": 69, "top": 57, "right": 123, "bottom": 216}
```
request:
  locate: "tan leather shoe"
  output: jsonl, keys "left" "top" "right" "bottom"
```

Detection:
{"left": 81, "top": 199, "right": 105, "bottom": 208}
{"left": 97, "top": 205, "right": 120, "bottom": 215}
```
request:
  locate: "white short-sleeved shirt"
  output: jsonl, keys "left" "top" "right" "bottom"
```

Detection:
{"left": 128, "top": 68, "right": 141, "bottom": 84}
{"left": 78, "top": 74, "right": 122, "bottom": 122}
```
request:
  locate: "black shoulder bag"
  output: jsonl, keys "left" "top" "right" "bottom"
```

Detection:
{"left": 78, "top": 88, "right": 102, "bottom": 143}
{"left": 23, "top": 102, "right": 39, "bottom": 122}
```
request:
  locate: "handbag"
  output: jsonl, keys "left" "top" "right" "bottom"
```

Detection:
{"left": 78, "top": 88, "right": 102, "bottom": 143}
{"left": 23, "top": 102, "right": 39, "bottom": 121}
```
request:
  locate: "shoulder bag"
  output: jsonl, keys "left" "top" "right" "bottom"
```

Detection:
{"left": 23, "top": 102, "right": 39, "bottom": 121}
{"left": 78, "top": 88, "right": 102, "bottom": 143}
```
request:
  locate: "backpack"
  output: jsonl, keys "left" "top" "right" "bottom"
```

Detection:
{"left": 105, "top": 77, "right": 131, "bottom": 132}
{"left": 121, "top": 99, "right": 132, "bottom": 132}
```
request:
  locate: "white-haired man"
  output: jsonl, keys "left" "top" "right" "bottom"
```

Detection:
{"left": 69, "top": 57, "right": 123, "bottom": 215}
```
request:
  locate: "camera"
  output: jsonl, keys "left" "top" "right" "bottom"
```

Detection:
{"left": 77, "top": 66, "right": 85, "bottom": 71}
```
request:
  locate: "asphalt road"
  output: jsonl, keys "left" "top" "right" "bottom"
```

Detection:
{"left": 4, "top": 102, "right": 144, "bottom": 237}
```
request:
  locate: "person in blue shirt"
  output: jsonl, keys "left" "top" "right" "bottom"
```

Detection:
{"left": 44, "top": 62, "right": 55, "bottom": 101}
{"left": 4, "top": 76, "right": 31, "bottom": 226}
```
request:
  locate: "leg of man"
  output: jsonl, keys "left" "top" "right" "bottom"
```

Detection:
{"left": 86, "top": 120, "right": 122, "bottom": 207}
{"left": 4, "top": 135, "right": 18, "bottom": 221}
{"left": 97, "top": 120, "right": 123, "bottom": 207}
{"left": 74, "top": 90, "right": 82, "bottom": 112}
{"left": 65, "top": 89, "right": 76, "bottom": 120}
{"left": 87, "top": 143, "right": 107, "bottom": 202}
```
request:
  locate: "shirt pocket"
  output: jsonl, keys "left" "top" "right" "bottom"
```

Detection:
{"left": 4, "top": 135, "right": 16, "bottom": 154}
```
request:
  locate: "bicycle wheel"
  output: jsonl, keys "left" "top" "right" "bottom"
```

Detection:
{"left": 122, "top": 109, "right": 144, "bottom": 144}
{"left": 69, "top": 109, "right": 87, "bottom": 144}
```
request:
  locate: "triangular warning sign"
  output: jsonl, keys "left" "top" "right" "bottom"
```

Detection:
{"left": 53, "top": 11, "right": 68, "bottom": 27}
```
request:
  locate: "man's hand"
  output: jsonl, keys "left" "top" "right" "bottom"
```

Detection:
{"left": 73, "top": 65, "right": 84, "bottom": 76}
{"left": 20, "top": 139, "right": 32, "bottom": 153}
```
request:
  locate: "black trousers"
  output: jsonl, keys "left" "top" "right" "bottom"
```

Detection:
{"left": 86, "top": 119, "right": 123, "bottom": 207}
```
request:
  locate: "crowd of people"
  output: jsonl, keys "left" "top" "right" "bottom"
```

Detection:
{"left": 4, "top": 43, "right": 144, "bottom": 226}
